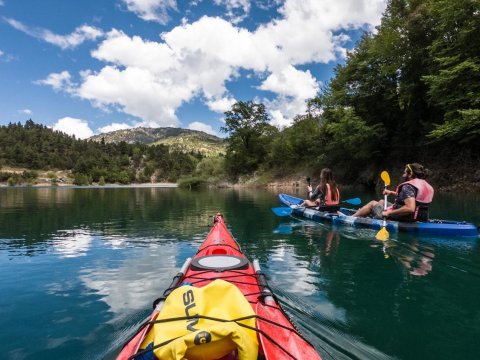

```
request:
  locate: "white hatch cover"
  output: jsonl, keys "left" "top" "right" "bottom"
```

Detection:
{"left": 191, "top": 255, "right": 249, "bottom": 271}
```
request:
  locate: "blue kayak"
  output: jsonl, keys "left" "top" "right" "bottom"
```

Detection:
{"left": 278, "top": 193, "right": 479, "bottom": 238}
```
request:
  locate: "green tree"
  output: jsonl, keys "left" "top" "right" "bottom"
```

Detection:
{"left": 221, "top": 101, "right": 278, "bottom": 178}
{"left": 322, "top": 107, "right": 386, "bottom": 164}
{"left": 423, "top": 0, "right": 480, "bottom": 146}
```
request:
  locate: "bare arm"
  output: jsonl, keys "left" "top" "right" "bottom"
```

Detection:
{"left": 383, "top": 197, "right": 415, "bottom": 217}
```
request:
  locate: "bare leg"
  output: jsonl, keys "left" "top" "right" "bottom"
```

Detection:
{"left": 353, "top": 199, "right": 383, "bottom": 217}
{"left": 301, "top": 199, "right": 318, "bottom": 207}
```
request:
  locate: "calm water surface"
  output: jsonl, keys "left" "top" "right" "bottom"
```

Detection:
{"left": 0, "top": 187, "right": 479, "bottom": 360}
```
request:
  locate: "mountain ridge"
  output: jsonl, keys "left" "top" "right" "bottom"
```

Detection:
{"left": 88, "top": 127, "right": 226, "bottom": 157}
{"left": 89, "top": 126, "right": 222, "bottom": 143}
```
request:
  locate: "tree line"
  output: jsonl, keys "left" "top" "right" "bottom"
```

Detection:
{"left": 0, "top": 120, "right": 201, "bottom": 184}
{"left": 221, "top": 0, "right": 479, "bottom": 186}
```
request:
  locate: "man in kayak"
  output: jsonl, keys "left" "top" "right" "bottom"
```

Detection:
{"left": 352, "top": 163, "right": 434, "bottom": 222}
{"left": 301, "top": 168, "right": 340, "bottom": 207}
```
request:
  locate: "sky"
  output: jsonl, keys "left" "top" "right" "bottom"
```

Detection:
{"left": 0, "top": 0, "right": 387, "bottom": 139}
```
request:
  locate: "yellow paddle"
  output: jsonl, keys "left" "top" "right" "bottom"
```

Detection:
{"left": 375, "top": 171, "right": 391, "bottom": 241}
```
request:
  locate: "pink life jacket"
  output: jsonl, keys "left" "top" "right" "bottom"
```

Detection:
{"left": 395, "top": 178, "right": 434, "bottom": 221}
{"left": 324, "top": 183, "right": 340, "bottom": 205}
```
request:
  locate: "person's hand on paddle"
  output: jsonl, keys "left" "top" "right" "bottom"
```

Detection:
{"left": 382, "top": 209, "right": 393, "bottom": 217}
{"left": 307, "top": 185, "right": 313, "bottom": 193}
{"left": 383, "top": 189, "right": 395, "bottom": 196}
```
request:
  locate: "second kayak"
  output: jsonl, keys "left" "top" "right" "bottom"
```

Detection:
{"left": 278, "top": 193, "right": 478, "bottom": 238}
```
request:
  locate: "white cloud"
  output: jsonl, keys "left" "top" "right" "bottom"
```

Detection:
{"left": 266, "top": 95, "right": 309, "bottom": 128}
{"left": 0, "top": 1, "right": 4, "bottom": 6}
{"left": 52, "top": 117, "right": 94, "bottom": 139}
{"left": 214, "top": 0, "right": 251, "bottom": 23}
{"left": 98, "top": 122, "right": 132, "bottom": 134}
{"left": 41, "top": 0, "right": 386, "bottom": 129}
{"left": 77, "top": 65, "right": 185, "bottom": 127}
{"left": 259, "top": 65, "right": 319, "bottom": 98}
{"left": 34, "top": 71, "right": 75, "bottom": 92}
{"left": 206, "top": 96, "right": 237, "bottom": 113}
{"left": 122, "top": 0, "right": 177, "bottom": 24}
{"left": 18, "top": 109, "right": 33, "bottom": 115}
{"left": 4, "top": 17, "right": 103, "bottom": 49}
{"left": 187, "top": 121, "right": 216, "bottom": 135}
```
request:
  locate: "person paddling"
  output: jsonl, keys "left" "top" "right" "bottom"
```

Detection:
{"left": 301, "top": 168, "right": 340, "bottom": 208}
{"left": 353, "top": 163, "right": 434, "bottom": 222}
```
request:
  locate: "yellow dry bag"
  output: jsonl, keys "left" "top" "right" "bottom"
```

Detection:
{"left": 140, "top": 279, "right": 258, "bottom": 360}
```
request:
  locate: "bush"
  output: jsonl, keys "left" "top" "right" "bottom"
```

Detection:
{"left": 23, "top": 170, "right": 39, "bottom": 180}
{"left": 7, "top": 174, "right": 22, "bottom": 186}
{"left": 177, "top": 176, "right": 207, "bottom": 189}
{"left": 73, "top": 173, "right": 90, "bottom": 185}
{"left": 0, "top": 172, "right": 11, "bottom": 182}
{"left": 195, "top": 157, "right": 226, "bottom": 181}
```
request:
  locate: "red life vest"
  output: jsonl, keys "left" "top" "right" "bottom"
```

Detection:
{"left": 395, "top": 178, "right": 434, "bottom": 221}
{"left": 324, "top": 183, "right": 340, "bottom": 205}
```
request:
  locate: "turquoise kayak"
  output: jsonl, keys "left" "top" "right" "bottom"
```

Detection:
{"left": 278, "top": 193, "right": 479, "bottom": 238}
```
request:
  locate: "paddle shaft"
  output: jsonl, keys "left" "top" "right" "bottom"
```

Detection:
{"left": 383, "top": 184, "right": 388, "bottom": 212}
{"left": 375, "top": 173, "right": 391, "bottom": 241}
{"left": 382, "top": 184, "right": 388, "bottom": 225}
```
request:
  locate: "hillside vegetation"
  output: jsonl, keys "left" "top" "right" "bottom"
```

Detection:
{"left": 89, "top": 127, "right": 225, "bottom": 157}
{"left": 0, "top": 121, "right": 204, "bottom": 185}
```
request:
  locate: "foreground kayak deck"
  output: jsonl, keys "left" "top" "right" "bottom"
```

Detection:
{"left": 117, "top": 213, "right": 322, "bottom": 360}
{"left": 279, "top": 194, "right": 479, "bottom": 238}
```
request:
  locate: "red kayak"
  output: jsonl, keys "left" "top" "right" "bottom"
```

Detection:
{"left": 117, "top": 213, "right": 322, "bottom": 360}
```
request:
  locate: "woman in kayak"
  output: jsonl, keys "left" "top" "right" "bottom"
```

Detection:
{"left": 301, "top": 168, "right": 340, "bottom": 207}
{"left": 352, "top": 163, "right": 434, "bottom": 222}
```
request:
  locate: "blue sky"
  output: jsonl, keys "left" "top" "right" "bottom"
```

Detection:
{"left": 0, "top": 0, "right": 386, "bottom": 138}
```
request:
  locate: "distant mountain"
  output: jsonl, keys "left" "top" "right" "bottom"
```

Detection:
{"left": 89, "top": 127, "right": 226, "bottom": 157}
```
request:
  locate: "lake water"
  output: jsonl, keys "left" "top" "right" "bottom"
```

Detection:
{"left": 0, "top": 186, "right": 479, "bottom": 360}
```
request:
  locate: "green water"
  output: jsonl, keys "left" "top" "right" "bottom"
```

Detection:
{"left": 0, "top": 187, "right": 479, "bottom": 360}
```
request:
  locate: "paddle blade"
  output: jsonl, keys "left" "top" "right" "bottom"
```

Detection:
{"left": 375, "top": 226, "right": 389, "bottom": 241}
{"left": 271, "top": 207, "right": 293, "bottom": 217}
{"left": 380, "top": 171, "right": 391, "bottom": 186}
{"left": 343, "top": 197, "right": 361, "bottom": 206}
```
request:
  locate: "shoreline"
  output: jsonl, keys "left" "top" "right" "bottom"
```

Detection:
{"left": 1, "top": 178, "right": 479, "bottom": 192}
{"left": 0, "top": 182, "right": 178, "bottom": 188}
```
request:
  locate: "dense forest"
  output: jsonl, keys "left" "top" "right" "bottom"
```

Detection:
{"left": 0, "top": 120, "right": 202, "bottom": 185}
{"left": 1, "top": 0, "right": 479, "bottom": 189}
{"left": 220, "top": 0, "right": 480, "bottom": 188}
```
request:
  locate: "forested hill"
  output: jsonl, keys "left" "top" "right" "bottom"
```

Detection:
{"left": 0, "top": 120, "right": 203, "bottom": 184}
{"left": 89, "top": 127, "right": 225, "bottom": 157}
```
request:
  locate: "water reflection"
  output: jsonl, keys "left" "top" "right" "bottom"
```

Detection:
{"left": 52, "top": 230, "right": 93, "bottom": 258}
{"left": 79, "top": 243, "right": 180, "bottom": 317}
{"left": 383, "top": 239, "right": 435, "bottom": 276}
